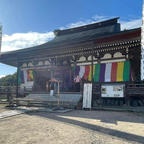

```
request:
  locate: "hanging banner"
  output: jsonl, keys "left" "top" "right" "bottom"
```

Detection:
{"left": 83, "top": 83, "right": 92, "bottom": 109}
{"left": 73, "top": 61, "right": 131, "bottom": 82}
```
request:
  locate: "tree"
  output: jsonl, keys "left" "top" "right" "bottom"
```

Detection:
{"left": 0, "top": 73, "right": 17, "bottom": 86}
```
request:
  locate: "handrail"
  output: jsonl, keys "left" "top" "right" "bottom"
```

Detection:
{"left": 0, "top": 86, "right": 18, "bottom": 94}
{"left": 0, "top": 86, "right": 18, "bottom": 88}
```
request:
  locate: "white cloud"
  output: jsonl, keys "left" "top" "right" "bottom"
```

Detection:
{"left": 120, "top": 18, "right": 142, "bottom": 30}
{"left": 61, "top": 15, "right": 142, "bottom": 30}
{"left": 62, "top": 15, "right": 110, "bottom": 29}
{"left": 67, "top": 21, "right": 91, "bottom": 29}
{"left": 92, "top": 15, "right": 106, "bottom": 20}
{"left": 0, "top": 75, "right": 5, "bottom": 78}
{"left": 0, "top": 15, "right": 142, "bottom": 52}
{"left": 1, "top": 32, "right": 55, "bottom": 52}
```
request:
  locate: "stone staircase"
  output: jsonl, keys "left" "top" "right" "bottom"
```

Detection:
{"left": 15, "top": 93, "right": 82, "bottom": 108}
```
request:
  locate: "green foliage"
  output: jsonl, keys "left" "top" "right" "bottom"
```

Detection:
{"left": 0, "top": 73, "right": 17, "bottom": 86}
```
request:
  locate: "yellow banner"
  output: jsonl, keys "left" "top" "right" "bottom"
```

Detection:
{"left": 116, "top": 62, "right": 124, "bottom": 81}
{"left": 88, "top": 65, "right": 92, "bottom": 81}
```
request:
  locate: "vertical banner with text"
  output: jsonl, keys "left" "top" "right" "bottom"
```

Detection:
{"left": 141, "top": 1, "right": 144, "bottom": 80}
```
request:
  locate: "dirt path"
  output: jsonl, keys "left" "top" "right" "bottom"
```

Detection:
{"left": 0, "top": 104, "right": 8, "bottom": 112}
{"left": 0, "top": 110, "right": 144, "bottom": 144}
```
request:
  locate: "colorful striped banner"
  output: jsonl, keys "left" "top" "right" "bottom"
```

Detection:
{"left": 79, "top": 66, "right": 85, "bottom": 78}
{"left": 72, "top": 65, "right": 76, "bottom": 72}
{"left": 84, "top": 65, "right": 90, "bottom": 80}
{"left": 105, "top": 63, "right": 112, "bottom": 82}
{"left": 111, "top": 62, "right": 118, "bottom": 82}
{"left": 123, "top": 61, "right": 130, "bottom": 81}
{"left": 94, "top": 64, "right": 100, "bottom": 82}
{"left": 73, "top": 61, "right": 131, "bottom": 82}
{"left": 75, "top": 66, "right": 80, "bottom": 76}
{"left": 116, "top": 62, "right": 124, "bottom": 81}
{"left": 88, "top": 65, "right": 92, "bottom": 81}
{"left": 18, "top": 70, "right": 25, "bottom": 84}
{"left": 27, "top": 70, "right": 34, "bottom": 81}
{"left": 100, "top": 64, "right": 106, "bottom": 82}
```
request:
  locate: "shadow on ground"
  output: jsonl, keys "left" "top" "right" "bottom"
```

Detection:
{"left": 28, "top": 110, "right": 144, "bottom": 144}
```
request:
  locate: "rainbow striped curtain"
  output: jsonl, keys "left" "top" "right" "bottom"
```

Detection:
{"left": 93, "top": 61, "right": 131, "bottom": 82}
{"left": 18, "top": 69, "right": 35, "bottom": 84}
{"left": 73, "top": 61, "right": 131, "bottom": 82}
{"left": 18, "top": 70, "right": 24, "bottom": 84}
{"left": 27, "top": 70, "right": 35, "bottom": 81}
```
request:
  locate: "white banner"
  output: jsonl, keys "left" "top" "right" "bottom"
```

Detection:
{"left": 83, "top": 83, "right": 92, "bottom": 108}
{"left": 105, "top": 63, "right": 112, "bottom": 82}
{"left": 141, "top": 1, "right": 144, "bottom": 80}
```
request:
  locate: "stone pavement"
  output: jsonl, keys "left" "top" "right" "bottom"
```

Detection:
{"left": 0, "top": 106, "right": 72, "bottom": 119}
{"left": 0, "top": 109, "right": 26, "bottom": 119}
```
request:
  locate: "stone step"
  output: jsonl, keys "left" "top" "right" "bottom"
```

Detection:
{"left": 16, "top": 93, "right": 82, "bottom": 108}
{"left": 25, "top": 93, "right": 82, "bottom": 103}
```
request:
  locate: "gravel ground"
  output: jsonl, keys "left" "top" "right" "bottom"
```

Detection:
{"left": 0, "top": 104, "right": 8, "bottom": 112}
{"left": 0, "top": 110, "right": 144, "bottom": 144}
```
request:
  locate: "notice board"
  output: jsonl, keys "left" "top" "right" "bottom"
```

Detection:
{"left": 101, "top": 84, "right": 125, "bottom": 98}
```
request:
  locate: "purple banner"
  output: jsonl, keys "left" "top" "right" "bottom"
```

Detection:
{"left": 75, "top": 66, "right": 80, "bottom": 76}
{"left": 100, "top": 64, "right": 106, "bottom": 82}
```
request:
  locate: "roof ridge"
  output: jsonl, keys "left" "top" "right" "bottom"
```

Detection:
{"left": 54, "top": 17, "right": 120, "bottom": 36}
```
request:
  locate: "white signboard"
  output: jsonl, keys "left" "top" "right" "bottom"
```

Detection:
{"left": 141, "top": 2, "right": 144, "bottom": 80}
{"left": 101, "top": 84, "right": 124, "bottom": 98}
{"left": 83, "top": 83, "right": 92, "bottom": 109}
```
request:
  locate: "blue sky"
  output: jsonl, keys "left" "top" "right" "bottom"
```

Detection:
{"left": 0, "top": 0, "right": 143, "bottom": 77}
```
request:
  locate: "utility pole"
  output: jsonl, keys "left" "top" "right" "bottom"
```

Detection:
{"left": 141, "top": 0, "right": 144, "bottom": 80}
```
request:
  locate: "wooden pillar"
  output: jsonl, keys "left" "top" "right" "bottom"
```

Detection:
{"left": 125, "top": 83, "right": 130, "bottom": 107}
{"left": 125, "top": 48, "right": 130, "bottom": 106}
{"left": 97, "top": 52, "right": 102, "bottom": 106}
{"left": 91, "top": 45, "right": 94, "bottom": 82}
{"left": 126, "top": 47, "right": 129, "bottom": 60}
{"left": 91, "top": 42, "right": 94, "bottom": 107}
{"left": 57, "top": 81, "right": 60, "bottom": 107}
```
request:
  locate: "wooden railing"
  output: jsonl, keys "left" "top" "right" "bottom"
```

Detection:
{"left": 0, "top": 86, "right": 17, "bottom": 104}
{"left": 0, "top": 86, "right": 17, "bottom": 93}
{"left": 126, "top": 83, "right": 144, "bottom": 96}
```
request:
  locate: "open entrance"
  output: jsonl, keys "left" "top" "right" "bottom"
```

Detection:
{"left": 33, "top": 69, "right": 51, "bottom": 92}
{"left": 32, "top": 66, "right": 80, "bottom": 93}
